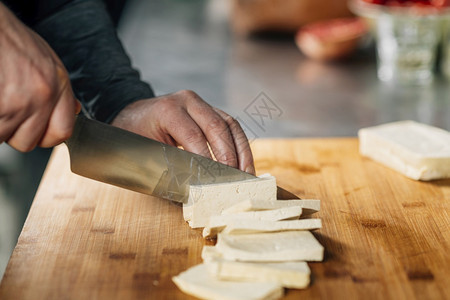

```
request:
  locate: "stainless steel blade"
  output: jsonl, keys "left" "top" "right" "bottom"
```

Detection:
{"left": 65, "top": 115, "right": 299, "bottom": 203}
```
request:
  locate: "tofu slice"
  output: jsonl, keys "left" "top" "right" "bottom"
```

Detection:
{"left": 202, "top": 245, "right": 223, "bottom": 261}
{"left": 183, "top": 205, "right": 193, "bottom": 222}
{"left": 184, "top": 175, "right": 277, "bottom": 228}
{"left": 203, "top": 206, "right": 303, "bottom": 238}
{"left": 222, "top": 199, "right": 320, "bottom": 216}
{"left": 172, "top": 264, "right": 284, "bottom": 300}
{"left": 222, "top": 219, "right": 322, "bottom": 235}
{"left": 216, "top": 231, "right": 324, "bottom": 262}
{"left": 359, "top": 120, "right": 450, "bottom": 180}
{"left": 205, "top": 258, "right": 311, "bottom": 289}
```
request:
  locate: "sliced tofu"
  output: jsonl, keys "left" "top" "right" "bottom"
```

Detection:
{"left": 205, "top": 258, "right": 311, "bottom": 289}
{"left": 222, "top": 199, "right": 320, "bottom": 216}
{"left": 216, "top": 231, "right": 324, "bottom": 262}
{"left": 203, "top": 206, "right": 303, "bottom": 238}
{"left": 359, "top": 120, "right": 450, "bottom": 181}
{"left": 184, "top": 175, "right": 277, "bottom": 228}
{"left": 222, "top": 219, "right": 322, "bottom": 235}
{"left": 183, "top": 205, "right": 193, "bottom": 222}
{"left": 201, "top": 245, "right": 223, "bottom": 261}
{"left": 172, "top": 264, "right": 284, "bottom": 300}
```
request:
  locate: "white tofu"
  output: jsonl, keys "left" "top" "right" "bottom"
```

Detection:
{"left": 222, "top": 199, "right": 320, "bottom": 216}
{"left": 201, "top": 245, "right": 223, "bottom": 261}
{"left": 358, "top": 120, "right": 450, "bottom": 181}
{"left": 172, "top": 264, "right": 284, "bottom": 300}
{"left": 205, "top": 258, "right": 311, "bottom": 289}
{"left": 216, "top": 231, "right": 324, "bottom": 262}
{"left": 184, "top": 176, "right": 277, "bottom": 228}
{"left": 222, "top": 219, "right": 322, "bottom": 235}
{"left": 202, "top": 206, "right": 303, "bottom": 238}
{"left": 183, "top": 205, "right": 193, "bottom": 222}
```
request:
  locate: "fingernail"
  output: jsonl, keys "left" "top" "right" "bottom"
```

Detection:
{"left": 245, "top": 166, "right": 255, "bottom": 175}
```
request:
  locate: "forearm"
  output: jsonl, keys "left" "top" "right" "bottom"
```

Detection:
{"left": 31, "top": 0, "right": 154, "bottom": 123}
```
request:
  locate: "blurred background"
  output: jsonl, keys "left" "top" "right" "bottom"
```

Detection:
{"left": 1, "top": 0, "right": 449, "bottom": 279}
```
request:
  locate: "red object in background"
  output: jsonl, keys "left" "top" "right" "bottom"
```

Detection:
{"left": 364, "top": 0, "right": 387, "bottom": 4}
{"left": 295, "top": 17, "right": 368, "bottom": 61}
{"left": 362, "top": 0, "right": 450, "bottom": 6}
{"left": 431, "top": 0, "right": 450, "bottom": 7}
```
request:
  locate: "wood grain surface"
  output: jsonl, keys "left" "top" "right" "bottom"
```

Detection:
{"left": 0, "top": 138, "right": 449, "bottom": 300}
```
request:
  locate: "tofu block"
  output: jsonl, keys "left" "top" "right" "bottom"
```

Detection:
{"left": 202, "top": 245, "right": 223, "bottom": 261}
{"left": 223, "top": 199, "right": 320, "bottom": 216}
{"left": 205, "top": 258, "right": 311, "bottom": 289}
{"left": 358, "top": 121, "right": 450, "bottom": 181}
{"left": 216, "top": 231, "right": 324, "bottom": 262}
{"left": 172, "top": 264, "right": 284, "bottom": 300}
{"left": 185, "top": 175, "right": 277, "bottom": 228}
{"left": 222, "top": 219, "right": 322, "bottom": 235}
{"left": 183, "top": 205, "right": 193, "bottom": 222}
{"left": 203, "top": 206, "right": 303, "bottom": 238}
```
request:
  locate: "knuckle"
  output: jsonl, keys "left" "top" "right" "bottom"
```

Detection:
{"left": 178, "top": 89, "right": 197, "bottom": 99}
{"left": 2, "top": 87, "right": 32, "bottom": 117}
{"left": 228, "top": 118, "right": 248, "bottom": 140}
{"left": 184, "top": 129, "right": 204, "bottom": 144}
{"left": 207, "top": 117, "right": 227, "bottom": 133}
{"left": 44, "top": 123, "right": 73, "bottom": 146}
{"left": 0, "top": 101, "right": 27, "bottom": 121}
{"left": 53, "top": 125, "right": 73, "bottom": 141}
{"left": 228, "top": 116, "right": 241, "bottom": 130}
{"left": 217, "top": 151, "right": 238, "bottom": 166}
{"left": 220, "top": 112, "right": 239, "bottom": 127}
{"left": 33, "top": 64, "right": 69, "bottom": 106}
{"left": 237, "top": 135, "right": 251, "bottom": 148}
{"left": 158, "top": 98, "right": 177, "bottom": 112}
{"left": 228, "top": 115, "right": 239, "bottom": 125}
{"left": 33, "top": 76, "right": 54, "bottom": 104}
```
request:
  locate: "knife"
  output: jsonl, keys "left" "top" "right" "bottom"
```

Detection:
{"left": 65, "top": 115, "right": 298, "bottom": 203}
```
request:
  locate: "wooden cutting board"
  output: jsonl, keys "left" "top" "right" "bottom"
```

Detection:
{"left": 0, "top": 138, "right": 449, "bottom": 299}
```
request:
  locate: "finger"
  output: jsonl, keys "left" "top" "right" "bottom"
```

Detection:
{"left": 6, "top": 110, "right": 51, "bottom": 152}
{"left": 1, "top": 91, "right": 49, "bottom": 151}
{"left": 75, "top": 100, "right": 82, "bottom": 114}
{"left": 165, "top": 107, "right": 213, "bottom": 160}
{"left": 0, "top": 88, "right": 33, "bottom": 144}
{"left": 185, "top": 97, "right": 238, "bottom": 168}
{"left": 38, "top": 84, "right": 77, "bottom": 148}
{"left": 161, "top": 134, "right": 178, "bottom": 147}
{"left": 214, "top": 108, "right": 255, "bottom": 174}
{"left": 0, "top": 113, "right": 29, "bottom": 147}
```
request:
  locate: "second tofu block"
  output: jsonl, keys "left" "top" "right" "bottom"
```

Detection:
{"left": 358, "top": 121, "right": 450, "bottom": 181}
{"left": 185, "top": 175, "right": 277, "bottom": 228}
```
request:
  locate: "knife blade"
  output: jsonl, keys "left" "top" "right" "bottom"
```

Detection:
{"left": 65, "top": 115, "right": 298, "bottom": 203}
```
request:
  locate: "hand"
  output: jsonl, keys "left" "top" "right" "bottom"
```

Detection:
{"left": 111, "top": 90, "right": 255, "bottom": 174}
{"left": 0, "top": 4, "right": 80, "bottom": 152}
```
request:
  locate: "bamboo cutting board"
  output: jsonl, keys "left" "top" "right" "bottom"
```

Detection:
{"left": 0, "top": 138, "right": 449, "bottom": 299}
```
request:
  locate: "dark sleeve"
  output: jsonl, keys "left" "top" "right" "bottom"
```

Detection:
{"left": 29, "top": 0, "right": 155, "bottom": 123}
{"left": 1, "top": 0, "right": 72, "bottom": 25}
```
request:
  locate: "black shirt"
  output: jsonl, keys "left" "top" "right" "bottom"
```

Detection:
{"left": 3, "top": 0, "right": 155, "bottom": 123}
